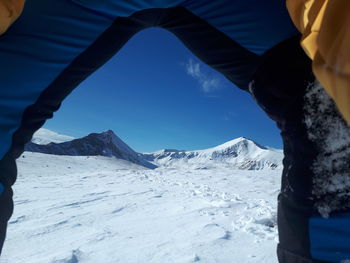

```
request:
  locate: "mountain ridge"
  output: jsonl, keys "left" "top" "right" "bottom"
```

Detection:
{"left": 26, "top": 130, "right": 156, "bottom": 169}
{"left": 26, "top": 129, "right": 283, "bottom": 170}
{"left": 143, "top": 136, "right": 282, "bottom": 170}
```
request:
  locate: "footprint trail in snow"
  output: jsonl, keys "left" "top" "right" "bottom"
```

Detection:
{"left": 2, "top": 152, "right": 281, "bottom": 263}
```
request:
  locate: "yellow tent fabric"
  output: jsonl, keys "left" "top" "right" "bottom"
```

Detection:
{"left": 0, "top": 0, "right": 25, "bottom": 34}
{"left": 287, "top": 0, "right": 350, "bottom": 125}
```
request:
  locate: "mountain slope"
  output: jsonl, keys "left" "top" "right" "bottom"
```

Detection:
{"left": 26, "top": 130, "right": 156, "bottom": 169}
{"left": 26, "top": 129, "right": 283, "bottom": 170}
{"left": 143, "top": 137, "right": 283, "bottom": 170}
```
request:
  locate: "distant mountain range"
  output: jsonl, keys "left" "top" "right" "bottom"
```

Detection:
{"left": 143, "top": 137, "right": 282, "bottom": 170}
{"left": 25, "top": 129, "right": 283, "bottom": 170}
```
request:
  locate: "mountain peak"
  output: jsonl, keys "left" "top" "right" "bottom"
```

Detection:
{"left": 88, "top": 130, "right": 116, "bottom": 139}
{"left": 209, "top": 136, "right": 266, "bottom": 152}
{"left": 143, "top": 136, "right": 282, "bottom": 170}
{"left": 26, "top": 130, "right": 156, "bottom": 169}
{"left": 102, "top": 130, "right": 115, "bottom": 136}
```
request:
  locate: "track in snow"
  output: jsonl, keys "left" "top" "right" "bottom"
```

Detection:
{"left": 2, "top": 152, "right": 281, "bottom": 263}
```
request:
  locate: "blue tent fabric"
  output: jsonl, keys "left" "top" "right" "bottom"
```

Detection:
{"left": 0, "top": 0, "right": 115, "bottom": 163}
{"left": 0, "top": 0, "right": 298, "bottom": 163}
{"left": 310, "top": 213, "right": 350, "bottom": 262}
{"left": 71, "top": 0, "right": 298, "bottom": 55}
{"left": 181, "top": 0, "right": 298, "bottom": 55}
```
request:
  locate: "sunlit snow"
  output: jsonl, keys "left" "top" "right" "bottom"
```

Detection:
{"left": 2, "top": 152, "right": 281, "bottom": 263}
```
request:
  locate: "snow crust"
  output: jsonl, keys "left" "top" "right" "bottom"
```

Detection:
{"left": 1, "top": 152, "right": 281, "bottom": 263}
{"left": 304, "top": 82, "right": 350, "bottom": 217}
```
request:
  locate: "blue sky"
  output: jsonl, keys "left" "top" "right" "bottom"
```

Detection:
{"left": 44, "top": 28, "right": 282, "bottom": 152}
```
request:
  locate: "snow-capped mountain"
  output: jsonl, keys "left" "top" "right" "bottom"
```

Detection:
{"left": 25, "top": 130, "right": 156, "bottom": 169}
{"left": 26, "top": 129, "right": 283, "bottom": 170}
{"left": 31, "top": 128, "right": 75, "bottom": 145}
{"left": 143, "top": 137, "right": 283, "bottom": 170}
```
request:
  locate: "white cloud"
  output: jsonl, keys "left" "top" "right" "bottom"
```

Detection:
{"left": 185, "top": 58, "right": 222, "bottom": 93}
{"left": 185, "top": 59, "right": 201, "bottom": 79}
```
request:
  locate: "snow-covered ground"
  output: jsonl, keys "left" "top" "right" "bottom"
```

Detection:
{"left": 2, "top": 152, "right": 281, "bottom": 263}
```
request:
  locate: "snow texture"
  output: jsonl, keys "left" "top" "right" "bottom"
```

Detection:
{"left": 303, "top": 82, "right": 350, "bottom": 217}
{"left": 1, "top": 152, "right": 281, "bottom": 263}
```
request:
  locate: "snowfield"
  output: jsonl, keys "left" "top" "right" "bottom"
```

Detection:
{"left": 2, "top": 152, "right": 281, "bottom": 263}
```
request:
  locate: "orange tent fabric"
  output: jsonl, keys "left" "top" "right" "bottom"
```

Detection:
{"left": 287, "top": 0, "right": 350, "bottom": 125}
{"left": 0, "top": 0, "right": 25, "bottom": 34}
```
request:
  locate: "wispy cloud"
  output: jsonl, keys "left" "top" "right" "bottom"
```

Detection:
{"left": 221, "top": 111, "right": 238, "bottom": 121}
{"left": 185, "top": 58, "right": 222, "bottom": 93}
